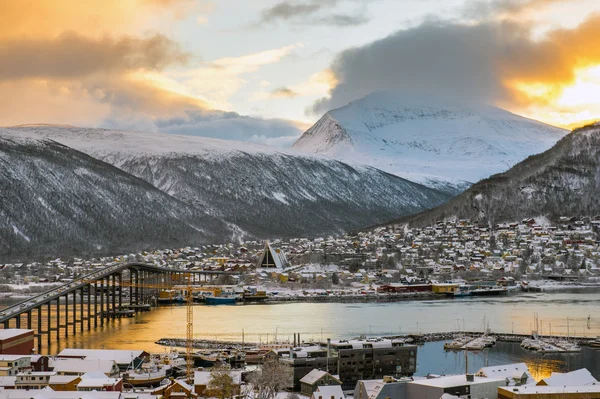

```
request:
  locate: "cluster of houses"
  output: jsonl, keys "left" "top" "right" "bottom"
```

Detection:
{"left": 0, "top": 333, "right": 596, "bottom": 399}
{"left": 2, "top": 218, "right": 600, "bottom": 294}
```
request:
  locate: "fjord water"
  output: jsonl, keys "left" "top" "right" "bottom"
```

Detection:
{"left": 2, "top": 291, "right": 599, "bottom": 379}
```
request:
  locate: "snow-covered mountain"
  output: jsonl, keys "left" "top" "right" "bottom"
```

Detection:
{"left": 2, "top": 125, "right": 451, "bottom": 258}
{"left": 396, "top": 123, "right": 600, "bottom": 227}
{"left": 0, "top": 131, "right": 231, "bottom": 260}
{"left": 293, "top": 92, "right": 567, "bottom": 194}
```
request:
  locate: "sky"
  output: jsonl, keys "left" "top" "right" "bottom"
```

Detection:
{"left": 2, "top": 0, "right": 600, "bottom": 146}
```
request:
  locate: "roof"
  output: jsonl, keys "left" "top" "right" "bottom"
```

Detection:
{"left": 409, "top": 375, "right": 506, "bottom": 388}
{"left": 258, "top": 243, "right": 288, "bottom": 269}
{"left": 0, "top": 377, "right": 16, "bottom": 387}
{"left": 52, "top": 359, "right": 117, "bottom": 374}
{"left": 539, "top": 368, "right": 598, "bottom": 387}
{"left": 500, "top": 385, "right": 600, "bottom": 395}
{"left": 312, "top": 385, "right": 344, "bottom": 399}
{"left": 300, "top": 369, "right": 340, "bottom": 385}
{"left": 57, "top": 349, "right": 145, "bottom": 364}
{"left": 0, "top": 355, "right": 29, "bottom": 361}
{"left": 48, "top": 375, "right": 80, "bottom": 384}
{"left": 0, "top": 329, "right": 33, "bottom": 340}
{"left": 476, "top": 363, "right": 534, "bottom": 384}
{"left": 0, "top": 390, "right": 123, "bottom": 399}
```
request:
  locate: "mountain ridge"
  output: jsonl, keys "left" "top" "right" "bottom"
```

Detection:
{"left": 1, "top": 125, "right": 451, "bottom": 260}
{"left": 390, "top": 123, "right": 600, "bottom": 227}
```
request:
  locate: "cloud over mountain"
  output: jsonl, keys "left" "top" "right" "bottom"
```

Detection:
{"left": 312, "top": 13, "right": 600, "bottom": 119}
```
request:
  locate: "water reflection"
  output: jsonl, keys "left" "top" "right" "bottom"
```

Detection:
{"left": 1, "top": 291, "right": 599, "bottom": 379}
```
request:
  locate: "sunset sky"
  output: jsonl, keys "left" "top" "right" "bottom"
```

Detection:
{"left": 2, "top": 0, "right": 600, "bottom": 145}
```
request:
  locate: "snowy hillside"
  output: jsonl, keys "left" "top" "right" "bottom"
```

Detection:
{"left": 293, "top": 92, "right": 567, "bottom": 194}
{"left": 3, "top": 125, "right": 451, "bottom": 257}
{"left": 395, "top": 123, "right": 600, "bottom": 227}
{"left": 0, "top": 131, "right": 231, "bottom": 260}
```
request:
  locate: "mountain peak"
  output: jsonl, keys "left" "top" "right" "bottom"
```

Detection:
{"left": 294, "top": 92, "right": 567, "bottom": 194}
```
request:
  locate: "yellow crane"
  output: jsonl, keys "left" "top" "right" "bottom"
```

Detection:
{"left": 186, "top": 272, "right": 194, "bottom": 384}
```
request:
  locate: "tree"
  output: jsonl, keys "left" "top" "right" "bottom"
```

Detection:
{"left": 208, "top": 364, "right": 236, "bottom": 399}
{"left": 250, "top": 360, "right": 293, "bottom": 399}
{"left": 331, "top": 272, "right": 340, "bottom": 285}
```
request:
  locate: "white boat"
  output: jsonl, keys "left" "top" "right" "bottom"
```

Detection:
{"left": 123, "top": 357, "right": 171, "bottom": 387}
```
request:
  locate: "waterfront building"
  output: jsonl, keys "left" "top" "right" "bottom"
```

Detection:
{"left": 406, "top": 374, "right": 507, "bottom": 399}
{"left": 536, "top": 369, "right": 598, "bottom": 387}
{"left": 475, "top": 363, "right": 534, "bottom": 386}
{"left": 281, "top": 338, "right": 417, "bottom": 390}
{"left": 0, "top": 330, "right": 34, "bottom": 355}
{"left": 299, "top": 369, "right": 342, "bottom": 396}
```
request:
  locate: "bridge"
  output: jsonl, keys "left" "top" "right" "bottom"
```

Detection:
{"left": 0, "top": 263, "right": 228, "bottom": 351}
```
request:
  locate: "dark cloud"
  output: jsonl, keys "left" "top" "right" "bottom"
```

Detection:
{"left": 259, "top": 0, "right": 369, "bottom": 27}
{"left": 311, "top": 14, "right": 600, "bottom": 114}
{"left": 0, "top": 32, "right": 188, "bottom": 80}
{"left": 271, "top": 87, "right": 299, "bottom": 98}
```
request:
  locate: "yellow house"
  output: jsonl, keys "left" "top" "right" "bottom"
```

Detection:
{"left": 432, "top": 283, "right": 458, "bottom": 294}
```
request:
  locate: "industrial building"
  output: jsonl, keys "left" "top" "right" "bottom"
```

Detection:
{"left": 280, "top": 338, "right": 417, "bottom": 390}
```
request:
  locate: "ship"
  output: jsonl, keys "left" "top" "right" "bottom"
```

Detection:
{"left": 453, "top": 285, "right": 472, "bottom": 297}
{"left": 242, "top": 287, "right": 268, "bottom": 302}
{"left": 123, "top": 357, "right": 171, "bottom": 387}
{"left": 205, "top": 296, "right": 237, "bottom": 305}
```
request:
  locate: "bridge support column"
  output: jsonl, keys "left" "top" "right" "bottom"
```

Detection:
{"left": 100, "top": 278, "right": 105, "bottom": 326}
{"left": 111, "top": 274, "right": 116, "bottom": 318}
{"left": 140, "top": 271, "right": 145, "bottom": 304}
{"left": 79, "top": 288, "right": 84, "bottom": 332}
{"left": 36, "top": 307, "right": 42, "bottom": 353}
{"left": 16, "top": 314, "right": 20, "bottom": 329}
{"left": 64, "top": 294, "right": 69, "bottom": 337}
{"left": 118, "top": 274, "right": 123, "bottom": 309}
{"left": 72, "top": 290, "right": 77, "bottom": 335}
{"left": 87, "top": 286, "right": 91, "bottom": 330}
{"left": 26, "top": 310, "right": 32, "bottom": 330}
{"left": 56, "top": 298, "right": 60, "bottom": 342}
{"left": 47, "top": 302, "right": 51, "bottom": 347}
{"left": 94, "top": 281, "right": 98, "bottom": 328}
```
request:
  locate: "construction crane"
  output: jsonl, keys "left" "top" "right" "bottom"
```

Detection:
{"left": 186, "top": 272, "right": 194, "bottom": 384}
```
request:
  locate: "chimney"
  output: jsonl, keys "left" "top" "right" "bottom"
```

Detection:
{"left": 327, "top": 338, "right": 331, "bottom": 358}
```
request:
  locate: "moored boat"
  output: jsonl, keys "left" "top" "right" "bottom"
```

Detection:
{"left": 453, "top": 285, "right": 472, "bottom": 297}
{"left": 205, "top": 296, "right": 237, "bottom": 305}
{"left": 123, "top": 357, "right": 171, "bottom": 387}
